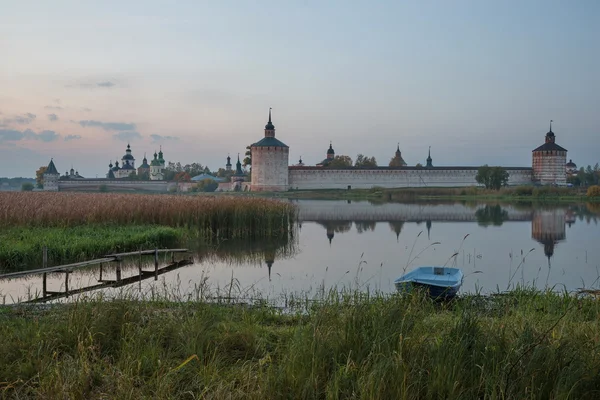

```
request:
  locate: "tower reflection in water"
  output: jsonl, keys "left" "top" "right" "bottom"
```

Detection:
{"left": 305, "top": 203, "right": 586, "bottom": 263}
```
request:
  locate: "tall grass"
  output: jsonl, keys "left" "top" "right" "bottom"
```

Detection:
{"left": 1, "top": 289, "right": 599, "bottom": 399}
{"left": 0, "top": 192, "right": 296, "bottom": 239}
{"left": 0, "top": 225, "right": 182, "bottom": 272}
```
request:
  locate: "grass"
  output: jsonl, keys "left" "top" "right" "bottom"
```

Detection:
{"left": 0, "top": 225, "right": 182, "bottom": 272}
{"left": 1, "top": 289, "right": 599, "bottom": 399}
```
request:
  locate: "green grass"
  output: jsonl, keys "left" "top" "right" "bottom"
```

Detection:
{"left": 1, "top": 289, "right": 599, "bottom": 399}
{"left": 0, "top": 225, "right": 183, "bottom": 272}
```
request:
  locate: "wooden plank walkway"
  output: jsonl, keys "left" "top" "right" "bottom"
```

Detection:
{"left": 0, "top": 248, "right": 189, "bottom": 280}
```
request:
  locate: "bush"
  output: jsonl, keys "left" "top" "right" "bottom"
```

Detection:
{"left": 514, "top": 186, "right": 533, "bottom": 196}
{"left": 587, "top": 185, "right": 600, "bottom": 197}
{"left": 21, "top": 182, "right": 34, "bottom": 191}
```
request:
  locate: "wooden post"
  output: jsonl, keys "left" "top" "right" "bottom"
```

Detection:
{"left": 116, "top": 260, "right": 122, "bottom": 282}
{"left": 154, "top": 248, "right": 159, "bottom": 281}
{"left": 42, "top": 246, "right": 48, "bottom": 298}
{"left": 171, "top": 251, "right": 175, "bottom": 263}
{"left": 65, "top": 271, "right": 70, "bottom": 297}
{"left": 99, "top": 263, "right": 103, "bottom": 281}
{"left": 43, "top": 246, "right": 48, "bottom": 269}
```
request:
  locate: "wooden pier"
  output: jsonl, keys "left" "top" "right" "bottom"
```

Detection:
{"left": 0, "top": 248, "right": 191, "bottom": 303}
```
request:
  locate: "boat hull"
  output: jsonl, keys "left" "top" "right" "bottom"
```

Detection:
{"left": 394, "top": 266, "right": 463, "bottom": 300}
{"left": 395, "top": 281, "right": 460, "bottom": 300}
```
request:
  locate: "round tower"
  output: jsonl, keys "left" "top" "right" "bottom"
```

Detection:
{"left": 532, "top": 121, "right": 567, "bottom": 186}
{"left": 250, "top": 108, "right": 289, "bottom": 191}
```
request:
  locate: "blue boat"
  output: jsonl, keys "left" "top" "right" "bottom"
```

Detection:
{"left": 394, "top": 267, "right": 463, "bottom": 299}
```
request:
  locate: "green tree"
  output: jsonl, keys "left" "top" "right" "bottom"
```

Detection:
{"left": 99, "top": 184, "right": 108, "bottom": 192}
{"left": 196, "top": 178, "right": 218, "bottom": 192}
{"left": 243, "top": 145, "right": 252, "bottom": 168}
{"left": 35, "top": 166, "right": 47, "bottom": 189}
{"left": 21, "top": 182, "right": 34, "bottom": 191}
{"left": 327, "top": 155, "right": 353, "bottom": 168}
{"left": 475, "top": 204, "right": 509, "bottom": 227}
{"left": 355, "top": 154, "right": 377, "bottom": 168}
{"left": 476, "top": 165, "right": 509, "bottom": 190}
{"left": 389, "top": 157, "right": 404, "bottom": 167}
{"left": 416, "top": 163, "right": 423, "bottom": 168}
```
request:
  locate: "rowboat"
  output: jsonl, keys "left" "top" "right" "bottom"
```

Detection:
{"left": 394, "top": 266, "right": 463, "bottom": 299}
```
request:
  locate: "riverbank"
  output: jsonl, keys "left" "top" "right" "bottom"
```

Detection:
{"left": 1, "top": 289, "right": 599, "bottom": 399}
{"left": 279, "top": 186, "right": 598, "bottom": 203}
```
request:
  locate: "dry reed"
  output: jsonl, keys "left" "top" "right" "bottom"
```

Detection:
{"left": 0, "top": 192, "right": 296, "bottom": 239}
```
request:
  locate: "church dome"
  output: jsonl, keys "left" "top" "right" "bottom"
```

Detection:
{"left": 327, "top": 143, "right": 335, "bottom": 155}
{"left": 566, "top": 159, "right": 577, "bottom": 167}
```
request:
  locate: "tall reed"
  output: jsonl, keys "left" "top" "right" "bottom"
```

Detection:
{"left": 0, "top": 192, "right": 296, "bottom": 239}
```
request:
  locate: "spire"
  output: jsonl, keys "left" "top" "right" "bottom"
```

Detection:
{"left": 143, "top": 152, "right": 147, "bottom": 161}
{"left": 426, "top": 146, "right": 433, "bottom": 168}
{"left": 268, "top": 107, "right": 272, "bottom": 124}
{"left": 549, "top": 120, "right": 553, "bottom": 133}
{"left": 264, "top": 107, "right": 275, "bottom": 134}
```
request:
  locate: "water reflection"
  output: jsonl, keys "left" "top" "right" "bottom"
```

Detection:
{"left": 2, "top": 200, "right": 600, "bottom": 303}
{"left": 295, "top": 200, "right": 599, "bottom": 262}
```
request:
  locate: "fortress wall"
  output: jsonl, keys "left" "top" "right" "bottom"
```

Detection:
{"left": 58, "top": 180, "right": 171, "bottom": 192}
{"left": 288, "top": 168, "right": 533, "bottom": 190}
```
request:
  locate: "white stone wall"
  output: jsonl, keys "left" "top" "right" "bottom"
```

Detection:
{"left": 58, "top": 180, "right": 170, "bottom": 192}
{"left": 532, "top": 151, "right": 567, "bottom": 186}
{"left": 149, "top": 165, "right": 164, "bottom": 181}
{"left": 251, "top": 146, "right": 289, "bottom": 191}
{"left": 43, "top": 173, "right": 59, "bottom": 191}
{"left": 288, "top": 168, "right": 533, "bottom": 190}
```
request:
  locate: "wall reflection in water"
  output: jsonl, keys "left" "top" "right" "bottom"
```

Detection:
{"left": 296, "top": 200, "right": 599, "bottom": 263}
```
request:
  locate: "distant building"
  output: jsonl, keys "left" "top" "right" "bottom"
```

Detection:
{"left": 250, "top": 108, "right": 289, "bottom": 191}
{"left": 149, "top": 148, "right": 166, "bottom": 181}
{"left": 137, "top": 154, "right": 150, "bottom": 177}
{"left": 532, "top": 122, "right": 567, "bottom": 186}
{"left": 389, "top": 144, "right": 407, "bottom": 167}
{"left": 42, "top": 159, "right": 60, "bottom": 191}
{"left": 316, "top": 142, "right": 336, "bottom": 167}
{"left": 566, "top": 159, "right": 578, "bottom": 177}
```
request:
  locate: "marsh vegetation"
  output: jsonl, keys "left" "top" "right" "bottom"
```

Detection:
{"left": 1, "top": 289, "right": 599, "bottom": 399}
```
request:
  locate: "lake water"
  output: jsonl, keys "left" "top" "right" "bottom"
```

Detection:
{"left": 2, "top": 199, "right": 600, "bottom": 304}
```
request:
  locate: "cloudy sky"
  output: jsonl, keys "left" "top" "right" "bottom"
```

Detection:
{"left": 1, "top": 0, "right": 598, "bottom": 177}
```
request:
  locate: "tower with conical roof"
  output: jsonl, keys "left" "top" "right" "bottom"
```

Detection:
{"left": 532, "top": 121, "right": 567, "bottom": 185}
{"left": 250, "top": 108, "right": 289, "bottom": 191}
{"left": 389, "top": 143, "right": 407, "bottom": 167}
{"left": 426, "top": 147, "right": 433, "bottom": 168}
{"left": 231, "top": 153, "right": 247, "bottom": 190}
{"left": 43, "top": 159, "right": 60, "bottom": 191}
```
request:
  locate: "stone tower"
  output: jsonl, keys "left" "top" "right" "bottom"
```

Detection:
{"left": 532, "top": 121, "right": 567, "bottom": 185}
{"left": 43, "top": 159, "right": 60, "bottom": 191}
{"left": 250, "top": 108, "right": 289, "bottom": 191}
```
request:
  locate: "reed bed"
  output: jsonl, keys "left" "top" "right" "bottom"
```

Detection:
{"left": 0, "top": 192, "right": 296, "bottom": 239}
{"left": 1, "top": 289, "right": 599, "bottom": 399}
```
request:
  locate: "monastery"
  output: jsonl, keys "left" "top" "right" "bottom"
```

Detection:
{"left": 43, "top": 111, "right": 570, "bottom": 192}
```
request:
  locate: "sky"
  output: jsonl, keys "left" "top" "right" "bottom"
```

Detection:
{"left": 1, "top": 0, "right": 598, "bottom": 178}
